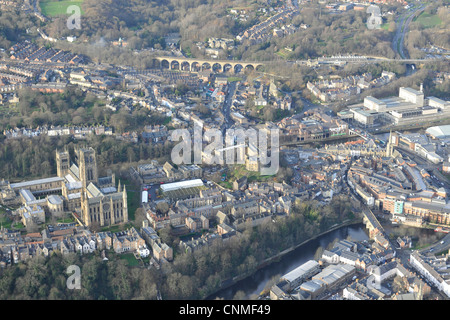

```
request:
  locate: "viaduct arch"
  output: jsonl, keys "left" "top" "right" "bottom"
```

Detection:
{"left": 153, "top": 56, "right": 264, "bottom": 74}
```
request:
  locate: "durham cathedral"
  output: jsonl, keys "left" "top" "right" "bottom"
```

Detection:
{"left": 0, "top": 146, "right": 128, "bottom": 229}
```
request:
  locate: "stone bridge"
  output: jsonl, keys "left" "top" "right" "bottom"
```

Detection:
{"left": 362, "top": 208, "right": 384, "bottom": 239}
{"left": 153, "top": 56, "right": 265, "bottom": 73}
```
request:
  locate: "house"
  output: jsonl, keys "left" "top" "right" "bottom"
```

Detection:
{"left": 334, "top": 239, "right": 357, "bottom": 253}
{"left": 74, "top": 239, "right": 83, "bottom": 253}
{"left": 88, "top": 236, "right": 96, "bottom": 252}
{"left": 78, "top": 237, "right": 92, "bottom": 254}
{"left": 321, "top": 249, "right": 340, "bottom": 264}
{"left": 397, "top": 236, "right": 412, "bottom": 249}
{"left": 152, "top": 242, "right": 173, "bottom": 261}
{"left": 255, "top": 97, "right": 267, "bottom": 107}
{"left": 217, "top": 223, "right": 235, "bottom": 236}
{"left": 233, "top": 176, "right": 248, "bottom": 191}
{"left": 138, "top": 245, "right": 150, "bottom": 258}
{"left": 215, "top": 75, "right": 228, "bottom": 86}
{"left": 186, "top": 216, "right": 203, "bottom": 232}
{"left": 216, "top": 210, "right": 230, "bottom": 225}
{"left": 340, "top": 251, "right": 360, "bottom": 267}
{"left": 200, "top": 215, "right": 209, "bottom": 230}
{"left": 59, "top": 238, "right": 74, "bottom": 255}
{"left": 18, "top": 204, "right": 45, "bottom": 229}
{"left": 113, "top": 235, "right": 131, "bottom": 253}
{"left": 96, "top": 231, "right": 113, "bottom": 250}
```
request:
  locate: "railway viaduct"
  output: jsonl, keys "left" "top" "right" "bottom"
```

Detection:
{"left": 153, "top": 56, "right": 265, "bottom": 73}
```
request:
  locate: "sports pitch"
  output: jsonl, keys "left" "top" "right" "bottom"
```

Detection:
{"left": 39, "top": 0, "right": 84, "bottom": 17}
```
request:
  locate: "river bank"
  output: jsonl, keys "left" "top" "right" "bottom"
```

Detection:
{"left": 206, "top": 218, "right": 366, "bottom": 300}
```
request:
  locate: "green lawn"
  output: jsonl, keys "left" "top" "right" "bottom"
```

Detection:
{"left": 414, "top": 12, "right": 442, "bottom": 29}
{"left": 0, "top": 210, "right": 13, "bottom": 229}
{"left": 380, "top": 23, "right": 389, "bottom": 31}
{"left": 57, "top": 216, "right": 76, "bottom": 223}
{"left": 276, "top": 49, "right": 292, "bottom": 60}
{"left": 230, "top": 165, "right": 275, "bottom": 183}
{"left": 227, "top": 77, "right": 243, "bottom": 83}
{"left": 40, "top": 0, "right": 84, "bottom": 16}
{"left": 13, "top": 222, "right": 25, "bottom": 230}
{"left": 442, "top": 173, "right": 450, "bottom": 183}
{"left": 121, "top": 178, "right": 139, "bottom": 221}
{"left": 219, "top": 181, "right": 233, "bottom": 189}
{"left": 119, "top": 253, "right": 141, "bottom": 267}
{"left": 100, "top": 221, "right": 134, "bottom": 233}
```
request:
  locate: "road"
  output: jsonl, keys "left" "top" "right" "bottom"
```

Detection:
{"left": 344, "top": 154, "right": 450, "bottom": 297}
{"left": 143, "top": 183, "right": 160, "bottom": 202}
{"left": 420, "top": 231, "right": 450, "bottom": 256}
{"left": 221, "top": 81, "right": 237, "bottom": 134}
{"left": 392, "top": 4, "right": 427, "bottom": 59}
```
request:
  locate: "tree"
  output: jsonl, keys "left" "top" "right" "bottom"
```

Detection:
{"left": 156, "top": 201, "right": 170, "bottom": 215}
{"left": 110, "top": 261, "right": 132, "bottom": 299}
{"left": 314, "top": 246, "right": 324, "bottom": 260}
{"left": 233, "top": 290, "right": 246, "bottom": 300}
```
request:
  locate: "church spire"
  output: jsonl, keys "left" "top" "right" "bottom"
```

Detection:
{"left": 386, "top": 130, "right": 394, "bottom": 158}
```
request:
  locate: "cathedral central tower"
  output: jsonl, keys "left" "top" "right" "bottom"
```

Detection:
{"left": 76, "top": 147, "right": 98, "bottom": 190}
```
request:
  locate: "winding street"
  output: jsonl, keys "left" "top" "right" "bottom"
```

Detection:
{"left": 392, "top": 4, "right": 427, "bottom": 59}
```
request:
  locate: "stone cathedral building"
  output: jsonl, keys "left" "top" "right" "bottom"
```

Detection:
{"left": 0, "top": 146, "right": 128, "bottom": 229}
{"left": 56, "top": 146, "right": 128, "bottom": 228}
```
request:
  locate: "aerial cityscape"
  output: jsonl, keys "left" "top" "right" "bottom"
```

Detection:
{"left": 0, "top": 0, "right": 449, "bottom": 306}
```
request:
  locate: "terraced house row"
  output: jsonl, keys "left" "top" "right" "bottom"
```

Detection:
{"left": 9, "top": 41, "right": 84, "bottom": 65}
{"left": 0, "top": 225, "right": 150, "bottom": 268}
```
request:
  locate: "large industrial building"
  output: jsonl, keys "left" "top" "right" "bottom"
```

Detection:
{"left": 426, "top": 124, "right": 450, "bottom": 140}
{"left": 279, "top": 260, "right": 320, "bottom": 291}
{"left": 159, "top": 179, "right": 205, "bottom": 201}
{"left": 341, "top": 87, "right": 450, "bottom": 127}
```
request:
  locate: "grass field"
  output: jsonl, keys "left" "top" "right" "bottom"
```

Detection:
{"left": 57, "top": 216, "right": 76, "bottom": 223}
{"left": 229, "top": 165, "right": 275, "bottom": 183}
{"left": 219, "top": 181, "right": 232, "bottom": 189}
{"left": 40, "top": 0, "right": 84, "bottom": 17}
{"left": 0, "top": 208, "right": 12, "bottom": 229}
{"left": 227, "top": 77, "right": 243, "bottom": 83}
{"left": 121, "top": 178, "right": 140, "bottom": 222}
{"left": 380, "top": 23, "right": 390, "bottom": 31}
{"left": 119, "top": 253, "right": 141, "bottom": 267}
{"left": 276, "top": 49, "right": 292, "bottom": 60}
{"left": 414, "top": 12, "right": 442, "bottom": 29}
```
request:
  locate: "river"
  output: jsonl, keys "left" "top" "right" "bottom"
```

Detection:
{"left": 207, "top": 223, "right": 369, "bottom": 300}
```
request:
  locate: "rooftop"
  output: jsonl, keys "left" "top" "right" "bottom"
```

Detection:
{"left": 10, "top": 177, "right": 63, "bottom": 189}
{"left": 282, "top": 260, "right": 319, "bottom": 283}
{"left": 160, "top": 179, "right": 204, "bottom": 193}
{"left": 19, "top": 189, "right": 36, "bottom": 202}
{"left": 426, "top": 125, "right": 450, "bottom": 139}
{"left": 47, "top": 195, "right": 63, "bottom": 205}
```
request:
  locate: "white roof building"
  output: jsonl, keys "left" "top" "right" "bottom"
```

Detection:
{"left": 160, "top": 179, "right": 204, "bottom": 193}
{"left": 282, "top": 260, "right": 320, "bottom": 288}
{"left": 426, "top": 125, "right": 450, "bottom": 139}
